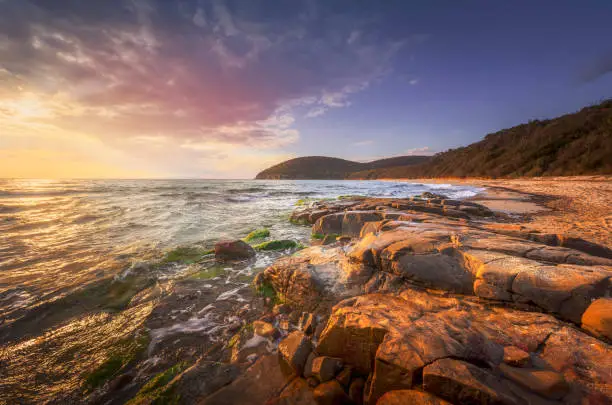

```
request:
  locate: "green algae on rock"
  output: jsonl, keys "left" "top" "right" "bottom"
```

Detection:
{"left": 253, "top": 239, "right": 299, "bottom": 251}
{"left": 162, "top": 246, "right": 213, "bottom": 264}
{"left": 243, "top": 228, "right": 271, "bottom": 242}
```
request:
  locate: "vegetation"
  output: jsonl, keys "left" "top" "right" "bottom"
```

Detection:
{"left": 125, "top": 362, "right": 187, "bottom": 405}
{"left": 258, "top": 100, "right": 612, "bottom": 180}
{"left": 243, "top": 228, "right": 270, "bottom": 242}
{"left": 190, "top": 266, "right": 227, "bottom": 279}
{"left": 253, "top": 239, "right": 299, "bottom": 251}
{"left": 83, "top": 334, "right": 150, "bottom": 392}
{"left": 348, "top": 99, "right": 612, "bottom": 179}
{"left": 255, "top": 156, "right": 430, "bottom": 179}
{"left": 162, "top": 246, "right": 213, "bottom": 264}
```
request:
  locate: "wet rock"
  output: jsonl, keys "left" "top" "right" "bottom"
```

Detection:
{"left": 107, "top": 373, "right": 133, "bottom": 392}
{"left": 278, "top": 331, "right": 312, "bottom": 376}
{"left": 377, "top": 390, "right": 452, "bottom": 405}
{"left": 499, "top": 364, "right": 569, "bottom": 400}
{"left": 311, "top": 356, "right": 343, "bottom": 382}
{"left": 313, "top": 380, "right": 352, "bottom": 405}
{"left": 310, "top": 209, "right": 332, "bottom": 223}
{"left": 299, "top": 312, "right": 317, "bottom": 335}
{"left": 253, "top": 320, "right": 281, "bottom": 340}
{"left": 273, "top": 303, "right": 293, "bottom": 315}
{"left": 314, "top": 319, "right": 327, "bottom": 340}
{"left": 335, "top": 366, "right": 352, "bottom": 388}
{"left": 503, "top": 346, "right": 531, "bottom": 367}
{"left": 215, "top": 240, "right": 255, "bottom": 261}
{"left": 313, "top": 213, "right": 344, "bottom": 236}
{"left": 581, "top": 297, "right": 612, "bottom": 340}
{"left": 303, "top": 352, "right": 316, "bottom": 378}
{"left": 321, "top": 234, "right": 338, "bottom": 245}
{"left": 422, "top": 358, "right": 517, "bottom": 405}
{"left": 348, "top": 378, "right": 365, "bottom": 405}
{"left": 196, "top": 358, "right": 269, "bottom": 405}
{"left": 307, "top": 377, "right": 319, "bottom": 388}
{"left": 274, "top": 378, "right": 317, "bottom": 405}
{"left": 342, "top": 211, "right": 384, "bottom": 237}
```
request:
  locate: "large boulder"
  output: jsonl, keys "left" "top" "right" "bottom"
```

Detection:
{"left": 315, "top": 289, "right": 611, "bottom": 405}
{"left": 581, "top": 298, "right": 612, "bottom": 340}
{"left": 214, "top": 240, "right": 255, "bottom": 260}
{"left": 422, "top": 358, "right": 522, "bottom": 405}
{"left": 278, "top": 331, "right": 312, "bottom": 376}
{"left": 377, "top": 390, "right": 451, "bottom": 405}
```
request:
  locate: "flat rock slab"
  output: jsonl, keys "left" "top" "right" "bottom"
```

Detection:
{"left": 200, "top": 354, "right": 291, "bottom": 405}
{"left": 377, "top": 390, "right": 452, "bottom": 405}
{"left": 315, "top": 290, "right": 611, "bottom": 404}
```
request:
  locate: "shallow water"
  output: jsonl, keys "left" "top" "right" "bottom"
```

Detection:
{"left": 0, "top": 179, "right": 481, "bottom": 403}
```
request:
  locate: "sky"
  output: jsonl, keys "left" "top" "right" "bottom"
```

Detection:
{"left": 1, "top": 0, "right": 611, "bottom": 179}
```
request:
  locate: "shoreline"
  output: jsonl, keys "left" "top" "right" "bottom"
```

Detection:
{"left": 2, "top": 179, "right": 610, "bottom": 404}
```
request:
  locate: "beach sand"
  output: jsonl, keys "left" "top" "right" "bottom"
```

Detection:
{"left": 403, "top": 176, "right": 612, "bottom": 248}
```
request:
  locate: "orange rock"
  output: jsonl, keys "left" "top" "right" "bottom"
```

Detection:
{"left": 581, "top": 298, "right": 612, "bottom": 340}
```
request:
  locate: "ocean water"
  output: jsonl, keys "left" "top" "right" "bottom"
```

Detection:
{"left": 0, "top": 179, "right": 481, "bottom": 402}
{"left": 0, "top": 179, "right": 480, "bottom": 321}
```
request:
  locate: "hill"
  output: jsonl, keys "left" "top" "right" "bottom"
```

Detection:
{"left": 255, "top": 156, "right": 430, "bottom": 179}
{"left": 348, "top": 99, "right": 612, "bottom": 179}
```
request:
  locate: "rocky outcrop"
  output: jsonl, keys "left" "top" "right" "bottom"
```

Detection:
{"left": 214, "top": 240, "right": 256, "bottom": 260}
{"left": 200, "top": 196, "right": 611, "bottom": 405}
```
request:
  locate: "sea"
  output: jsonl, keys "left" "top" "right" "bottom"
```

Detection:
{"left": 0, "top": 179, "right": 481, "bottom": 403}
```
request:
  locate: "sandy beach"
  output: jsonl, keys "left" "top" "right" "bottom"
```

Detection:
{"left": 400, "top": 176, "right": 612, "bottom": 249}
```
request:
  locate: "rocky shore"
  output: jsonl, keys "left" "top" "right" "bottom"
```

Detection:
{"left": 196, "top": 191, "right": 611, "bottom": 405}
{"left": 14, "top": 186, "right": 608, "bottom": 404}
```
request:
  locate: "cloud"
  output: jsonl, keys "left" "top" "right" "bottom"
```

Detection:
{"left": 0, "top": 0, "right": 418, "bottom": 177}
{"left": 405, "top": 146, "right": 434, "bottom": 155}
{"left": 409, "top": 78, "right": 419, "bottom": 85}
{"left": 354, "top": 140, "right": 374, "bottom": 146}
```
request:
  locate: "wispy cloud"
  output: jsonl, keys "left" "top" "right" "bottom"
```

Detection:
{"left": 354, "top": 140, "right": 374, "bottom": 147}
{"left": 0, "top": 0, "right": 416, "bottom": 177}
{"left": 405, "top": 146, "right": 435, "bottom": 155}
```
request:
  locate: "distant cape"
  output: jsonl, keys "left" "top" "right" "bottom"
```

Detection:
{"left": 256, "top": 99, "right": 612, "bottom": 180}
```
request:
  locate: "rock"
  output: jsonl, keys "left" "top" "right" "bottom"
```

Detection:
{"left": 313, "top": 380, "right": 352, "bottom": 405}
{"left": 303, "top": 352, "right": 316, "bottom": 378}
{"left": 313, "top": 213, "right": 344, "bottom": 236}
{"left": 377, "top": 390, "right": 452, "bottom": 405}
{"left": 381, "top": 239, "right": 473, "bottom": 294}
{"left": 503, "top": 346, "right": 531, "bottom": 368}
{"left": 173, "top": 361, "right": 241, "bottom": 404}
{"left": 342, "top": 211, "right": 384, "bottom": 237}
{"left": 511, "top": 264, "right": 610, "bottom": 323}
{"left": 581, "top": 298, "right": 612, "bottom": 340}
{"left": 335, "top": 366, "right": 352, "bottom": 388}
{"left": 314, "top": 320, "right": 327, "bottom": 340}
{"left": 422, "top": 358, "right": 518, "bottom": 405}
{"left": 201, "top": 355, "right": 288, "bottom": 405}
{"left": 307, "top": 377, "right": 319, "bottom": 388}
{"left": 274, "top": 378, "right": 317, "bottom": 405}
{"left": 107, "top": 373, "right": 133, "bottom": 392}
{"left": 278, "top": 331, "right": 312, "bottom": 376}
{"left": 274, "top": 303, "right": 293, "bottom": 315}
{"left": 311, "top": 356, "right": 343, "bottom": 382}
{"left": 253, "top": 320, "right": 281, "bottom": 340}
{"left": 349, "top": 378, "right": 365, "bottom": 405}
{"left": 322, "top": 234, "right": 337, "bottom": 245}
{"left": 215, "top": 240, "right": 255, "bottom": 260}
{"left": 299, "top": 312, "right": 317, "bottom": 335}
{"left": 499, "top": 363, "right": 569, "bottom": 400}
{"left": 539, "top": 326, "right": 612, "bottom": 402}
{"left": 310, "top": 209, "right": 332, "bottom": 223}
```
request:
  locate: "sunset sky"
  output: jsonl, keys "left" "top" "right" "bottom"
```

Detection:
{"left": 1, "top": 1, "right": 611, "bottom": 179}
